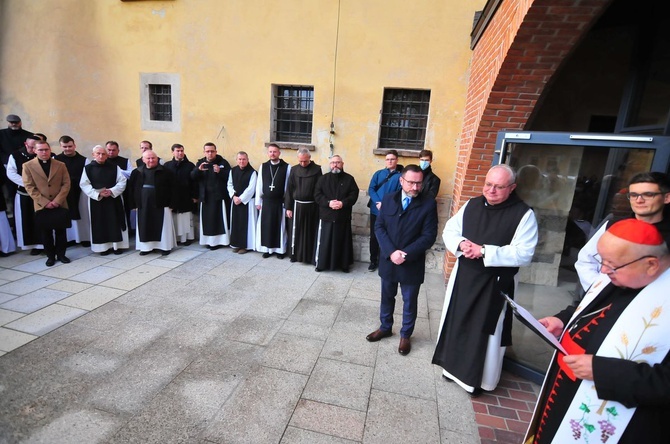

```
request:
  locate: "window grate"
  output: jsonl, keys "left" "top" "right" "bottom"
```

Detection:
{"left": 274, "top": 86, "right": 313, "bottom": 143}
{"left": 378, "top": 88, "right": 431, "bottom": 150}
{"left": 149, "top": 84, "right": 172, "bottom": 122}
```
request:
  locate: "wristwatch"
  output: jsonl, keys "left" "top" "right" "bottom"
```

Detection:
{"left": 480, "top": 246, "right": 486, "bottom": 258}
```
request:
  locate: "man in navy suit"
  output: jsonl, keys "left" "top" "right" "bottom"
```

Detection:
{"left": 366, "top": 164, "right": 438, "bottom": 355}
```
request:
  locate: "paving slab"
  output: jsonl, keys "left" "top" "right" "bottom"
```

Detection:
{"left": 302, "top": 358, "right": 374, "bottom": 412}
{"left": 262, "top": 332, "right": 324, "bottom": 375}
{"left": 289, "top": 399, "right": 366, "bottom": 442}
{"left": 281, "top": 427, "right": 359, "bottom": 444}
{"left": 0, "top": 274, "right": 60, "bottom": 296}
{"left": 0, "top": 327, "right": 37, "bottom": 352}
{"left": 0, "top": 288, "right": 71, "bottom": 313}
{"left": 19, "top": 409, "right": 122, "bottom": 444}
{"left": 363, "top": 389, "right": 440, "bottom": 444}
{"left": 4, "top": 304, "right": 87, "bottom": 336}
{"left": 202, "top": 366, "right": 308, "bottom": 444}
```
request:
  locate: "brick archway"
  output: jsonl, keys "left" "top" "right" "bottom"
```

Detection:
{"left": 446, "top": 0, "right": 613, "bottom": 275}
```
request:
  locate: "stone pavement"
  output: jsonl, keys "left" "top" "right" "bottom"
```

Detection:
{"left": 0, "top": 244, "right": 538, "bottom": 443}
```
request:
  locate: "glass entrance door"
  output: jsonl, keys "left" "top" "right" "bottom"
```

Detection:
{"left": 494, "top": 131, "right": 670, "bottom": 374}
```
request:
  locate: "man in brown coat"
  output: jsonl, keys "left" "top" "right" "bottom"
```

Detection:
{"left": 22, "top": 140, "right": 71, "bottom": 266}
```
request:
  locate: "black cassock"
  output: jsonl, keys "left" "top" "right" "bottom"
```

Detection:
{"left": 285, "top": 161, "right": 322, "bottom": 264}
{"left": 55, "top": 152, "right": 86, "bottom": 220}
{"left": 258, "top": 159, "right": 289, "bottom": 249}
{"left": 84, "top": 162, "right": 126, "bottom": 244}
{"left": 192, "top": 155, "right": 231, "bottom": 236}
{"left": 229, "top": 164, "right": 255, "bottom": 248}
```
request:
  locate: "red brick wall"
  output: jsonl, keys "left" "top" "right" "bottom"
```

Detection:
{"left": 445, "top": 0, "right": 613, "bottom": 276}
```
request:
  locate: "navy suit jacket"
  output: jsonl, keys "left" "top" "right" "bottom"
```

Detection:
{"left": 375, "top": 189, "right": 438, "bottom": 285}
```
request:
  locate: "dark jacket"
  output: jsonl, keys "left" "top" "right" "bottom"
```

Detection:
{"left": 421, "top": 166, "right": 441, "bottom": 199}
{"left": 314, "top": 171, "right": 359, "bottom": 222}
{"left": 164, "top": 156, "right": 197, "bottom": 213}
{"left": 375, "top": 189, "right": 438, "bottom": 285}
{"left": 127, "top": 164, "right": 177, "bottom": 209}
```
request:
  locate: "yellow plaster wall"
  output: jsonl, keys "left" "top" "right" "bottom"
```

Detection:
{"left": 0, "top": 0, "right": 483, "bottom": 194}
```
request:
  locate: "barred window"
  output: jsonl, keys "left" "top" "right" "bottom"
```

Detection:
{"left": 149, "top": 84, "right": 172, "bottom": 121}
{"left": 378, "top": 88, "right": 431, "bottom": 151}
{"left": 273, "top": 85, "right": 314, "bottom": 143}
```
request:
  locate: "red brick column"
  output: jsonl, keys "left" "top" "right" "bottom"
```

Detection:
{"left": 445, "top": 0, "right": 613, "bottom": 276}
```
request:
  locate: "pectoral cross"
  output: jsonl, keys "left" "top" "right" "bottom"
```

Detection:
{"left": 269, "top": 184, "right": 275, "bottom": 191}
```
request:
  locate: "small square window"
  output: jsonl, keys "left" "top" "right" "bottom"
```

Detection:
{"left": 273, "top": 85, "right": 314, "bottom": 144}
{"left": 378, "top": 88, "right": 431, "bottom": 151}
{"left": 140, "top": 73, "right": 180, "bottom": 132}
{"left": 149, "top": 84, "right": 172, "bottom": 122}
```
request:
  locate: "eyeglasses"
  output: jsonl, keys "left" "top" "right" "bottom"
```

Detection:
{"left": 402, "top": 179, "right": 423, "bottom": 187}
{"left": 593, "top": 254, "right": 656, "bottom": 275}
{"left": 484, "top": 182, "right": 513, "bottom": 191}
{"left": 627, "top": 192, "right": 664, "bottom": 200}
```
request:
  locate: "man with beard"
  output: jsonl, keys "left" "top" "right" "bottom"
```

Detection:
{"left": 255, "top": 144, "right": 290, "bottom": 259}
{"left": 164, "top": 143, "right": 197, "bottom": 245}
{"left": 128, "top": 150, "right": 177, "bottom": 256}
{"left": 7, "top": 135, "right": 44, "bottom": 253}
{"left": 227, "top": 151, "right": 257, "bottom": 254}
{"left": 80, "top": 145, "right": 129, "bottom": 255}
{"left": 191, "top": 142, "right": 231, "bottom": 250}
{"left": 313, "top": 155, "right": 359, "bottom": 272}
{"left": 366, "top": 164, "right": 438, "bottom": 356}
{"left": 432, "top": 164, "right": 538, "bottom": 397}
{"left": 22, "top": 140, "right": 71, "bottom": 266}
{"left": 55, "top": 135, "right": 90, "bottom": 246}
{"left": 285, "top": 148, "right": 322, "bottom": 264}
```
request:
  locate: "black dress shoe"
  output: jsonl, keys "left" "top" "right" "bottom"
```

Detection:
{"left": 262, "top": 252, "right": 271, "bottom": 258}
{"left": 208, "top": 245, "right": 222, "bottom": 251}
{"left": 113, "top": 249, "right": 124, "bottom": 255}
{"left": 45, "top": 257, "right": 56, "bottom": 267}
{"left": 276, "top": 254, "right": 285, "bottom": 259}
{"left": 366, "top": 329, "right": 392, "bottom": 342}
{"left": 58, "top": 256, "right": 71, "bottom": 264}
{"left": 160, "top": 250, "right": 170, "bottom": 256}
{"left": 315, "top": 267, "right": 322, "bottom": 272}
{"left": 139, "top": 251, "right": 151, "bottom": 256}
{"left": 341, "top": 267, "right": 349, "bottom": 273}
{"left": 398, "top": 337, "right": 411, "bottom": 355}
{"left": 100, "top": 249, "right": 112, "bottom": 256}
{"left": 182, "top": 240, "right": 193, "bottom": 246}
{"left": 367, "top": 262, "right": 378, "bottom": 272}
{"left": 30, "top": 248, "right": 43, "bottom": 256}
{"left": 81, "top": 241, "right": 91, "bottom": 247}
{"left": 290, "top": 257, "right": 297, "bottom": 263}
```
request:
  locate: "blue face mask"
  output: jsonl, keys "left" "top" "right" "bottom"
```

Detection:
{"left": 419, "top": 160, "right": 430, "bottom": 170}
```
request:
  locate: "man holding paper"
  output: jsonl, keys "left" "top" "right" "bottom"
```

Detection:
{"left": 525, "top": 219, "right": 670, "bottom": 443}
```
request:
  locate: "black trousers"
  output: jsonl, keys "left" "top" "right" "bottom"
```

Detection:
{"left": 369, "top": 213, "right": 379, "bottom": 264}
{"left": 41, "top": 228, "right": 67, "bottom": 259}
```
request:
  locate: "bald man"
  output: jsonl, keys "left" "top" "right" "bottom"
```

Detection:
{"left": 127, "top": 150, "right": 177, "bottom": 256}
{"left": 525, "top": 219, "right": 670, "bottom": 443}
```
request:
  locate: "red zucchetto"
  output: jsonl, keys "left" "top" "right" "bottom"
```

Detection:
{"left": 607, "top": 218, "right": 664, "bottom": 245}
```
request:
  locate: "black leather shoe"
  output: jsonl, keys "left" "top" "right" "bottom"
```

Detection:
{"left": 315, "top": 267, "right": 322, "bottom": 272}
{"left": 160, "top": 250, "right": 170, "bottom": 256}
{"left": 58, "top": 256, "right": 71, "bottom": 264}
{"left": 366, "top": 329, "right": 392, "bottom": 342}
{"left": 398, "top": 337, "right": 411, "bottom": 355}
{"left": 139, "top": 251, "right": 151, "bottom": 256}
{"left": 113, "top": 249, "right": 124, "bottom": 255}
{"left": 100, "top": 249, "right": 112, "bottom": 256}
{"left": 81, "top": 241, "right": 91, "bottom": 247}
{"left": 31, "top": 248, "right": 43, "bottom": 256}
{"left": 367, "top": 262, "right": 378, "bottom": 272}
{"left": 45, "top": 257, "right": 56, "bottom": 267}
{"left": 276, "top": 254, "right": 285, "bottom": 259}
{"left": 341, "top": 267, "right": 349, "bottom": 273}
{"left": 290, "top": 257, "right": 297, "bottom": 263}
{"left": 262, "top": 252, "right": 271, "bottom": 258}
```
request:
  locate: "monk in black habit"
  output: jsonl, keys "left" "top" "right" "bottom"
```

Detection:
{"left": 55, "top": 135, "right": 90, "bottom": 245}
{"left": 164, "top": 143, "right": 197, "bottom": 245}
{"left": 227, "top": 151, "right": 257, "bottom": 253}
{"left": 191, "top": 142, "right": 231, "bottom": 249}
{"left": 285, "top": 148, "right": 321, "bottom": 264}
{"left": 314, "top": 155, "right": 359, "bottom": 272}
{"left": 255, "top": 143, "right": 290, "bottom": 258}
{"left": 80, "top": 145, "right": 128, "bottom": 254}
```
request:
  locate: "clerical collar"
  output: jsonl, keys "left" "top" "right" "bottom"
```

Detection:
{"left": 40, "top": 159, "right": 50, "bottom": 164}
{"left": 271, "top": 160, "right": 280, "bottom": 165}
